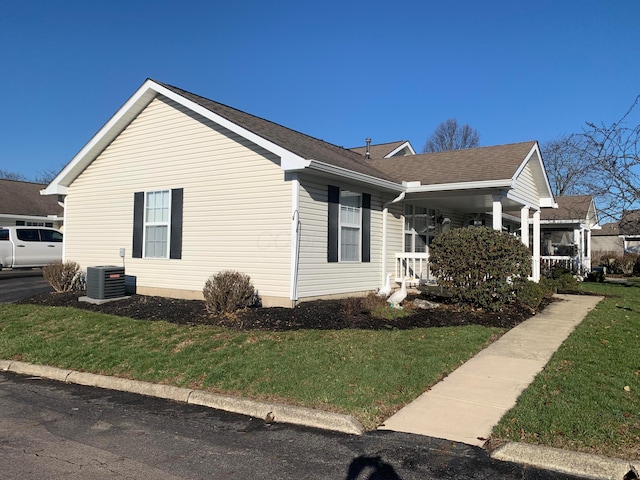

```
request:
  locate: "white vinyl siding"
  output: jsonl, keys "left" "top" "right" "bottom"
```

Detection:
{"left": 63, "top": 96, "right": 291, "bottom": 299}
{"left": 296, "top": 175, "right": 391, "bottom": 298}
{"left": 512, "top": 162, "right": 540, "bottom": 207}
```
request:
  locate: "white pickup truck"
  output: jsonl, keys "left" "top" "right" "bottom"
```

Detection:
{"left": 0, "top": 226, "right": 63, "bottom": 270}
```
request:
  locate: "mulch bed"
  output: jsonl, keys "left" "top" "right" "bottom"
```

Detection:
{"left": 18, "top": 291, "right": 550, "bottom": 331}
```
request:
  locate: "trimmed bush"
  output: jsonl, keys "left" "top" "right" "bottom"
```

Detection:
{"left": 586, "top": 270, "right": 605, "bottom": 283}
{"left": 203, "top": 270, "right": 256, "bottom": 315}
{"left": 42, "top": 261, "right": 85, "bottom": 293}
{"left": 429, "top": 227, "right": 532, "bottom": 311}
{"left": 541, "top": 267, "right": 579, "bottom": 292}
{"left": 597, "top": 253, "right": 640, "bottom": 276}
{"left": 516, "top": 279, "right": 551, "bottom": 311}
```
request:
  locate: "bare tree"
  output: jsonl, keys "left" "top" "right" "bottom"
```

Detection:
{"left": 573, "top": 95, "right": 640, "bottom": 219}
{"left": 422, "top": 118, "right": 480, "bottom": 153}
{"left": 0, "top": 169, "right": 27, "bottom": 181}
{"left": 34, "top": 167, "right": 59, "bottom": 184}
{"left": 541, "top": 135, "right": 596, "bottom": 197}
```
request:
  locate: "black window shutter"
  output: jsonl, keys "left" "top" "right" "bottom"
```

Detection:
{"left": 132, "top": 192, "right": 144, "bottom": 258}
{"left": 327, "top": 185, "right": 339, "bottom": 262}
{"left": 170, "top": 188, "right": 183, "bottom": 259}
{"left": 362, "top": 193, "right": 371, "bottom": 263}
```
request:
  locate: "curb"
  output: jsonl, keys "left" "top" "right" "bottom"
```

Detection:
{"left": 491, "top": 442, "right": 638, "bottom": 480}
{"left": 0, "top": 360, "right": 364, "bottom": 436}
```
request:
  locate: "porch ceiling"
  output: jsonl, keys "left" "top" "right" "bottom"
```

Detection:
{"left": 404, "top": 189, "right": 524, "bottom": 214}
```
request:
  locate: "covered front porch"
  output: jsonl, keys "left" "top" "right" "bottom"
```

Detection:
{"left": 394, "top": 191, "right": 545, "bottom": 285}
{"left": 371, "top": 141, "right": 557, "bottom": 288}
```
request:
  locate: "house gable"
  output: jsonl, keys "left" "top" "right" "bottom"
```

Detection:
{"left": 349, "top": 140, "right": 416, "bottom": 159}
{"left": 62, "top": 93, "right": 293, "bottom": 302}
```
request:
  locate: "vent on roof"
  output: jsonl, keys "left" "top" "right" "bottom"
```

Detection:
{"left": 365, "top": 138, "right": 371, "bottom": 159}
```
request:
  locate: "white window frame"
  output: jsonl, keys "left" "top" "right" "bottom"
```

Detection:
{"left": 143, "top": 189, "right": 171, "bottom": 259}
{"left": 339, "top": 190, "right": 362, "bottom": 262}
{"left": 404, "top": 204, "right": 437, "bottom": 253}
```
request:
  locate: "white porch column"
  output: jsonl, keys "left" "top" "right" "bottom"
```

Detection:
{"left": 585, "top": 228, "right": 592, "bottom": 274}
{"left": 532, "top": 209, "right": 541, "bottom": 282}
{"left": 520, "top": 206, "right": 530, "bottom": 247}
{"left": 492, "top": 195, "right": 503, "bottom": 231}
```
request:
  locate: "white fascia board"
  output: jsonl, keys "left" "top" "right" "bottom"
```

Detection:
{"left": 306, "top": 160, "right": 404, "bottom": 191}
{"left": 42, "top": 80, "right": 310, "bottom": 196}
{"left": 540, "top": 219, "right": 584, "bottom": 225}
{"left": 506, "top": 190, "right": 542, "bottom": 210}
{"left": 405, "top": 179, "right": 512, "bottom": 193}
{"left": 43, "top": 81, "right": 159, "bottom": 196}
{"left": 1, "top": 214, "right": 62, "bottom": 222}
{"left": 385, "top": 141, "right": 416, "bottom": 158}
{"left": 513, "top": 142, "right": 556, "bottom": 205}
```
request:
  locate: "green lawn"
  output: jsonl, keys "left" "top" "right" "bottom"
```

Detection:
{"left": 3, "top": 282, "right": 638, "bottom": 459}
{"left": 492, "top": 281, "right": 640, "bottom": 460}
{"left": 0, "top": 303, "right": 501, "bottom": 429}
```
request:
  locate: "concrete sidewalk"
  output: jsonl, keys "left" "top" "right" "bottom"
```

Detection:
{"left": 379, "top": 294, "right": 603, "bottom": 447}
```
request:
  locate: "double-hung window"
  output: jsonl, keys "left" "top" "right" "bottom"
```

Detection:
{"left": 327, "top": 185, "right": 370, "bottom": 263}
{"left": 133, "top": 188, "right": 183, "bottom": 260}
{"left": 144, "top": 190, "right": 171, "bottom": 258}
{"left": 339, "top": 190, "right": 362, "bottom": 262}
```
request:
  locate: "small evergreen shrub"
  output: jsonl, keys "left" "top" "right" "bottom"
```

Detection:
{"left": 542, "top": 267, "right": 579, "bottom": 292}
{"left": 586, "top": 270, "right": 605, "bottom": 283}
{"left": 429, "top": 227, "right": 532, "bottom": 311}
{"left": 516, "top": 279, "right": 551, "bottom": 311}
{"left": 42, "top": 261, "right": 85, "bottom": 293}
{"left": 203, "top": 270, "right": 256, "bottom": 315}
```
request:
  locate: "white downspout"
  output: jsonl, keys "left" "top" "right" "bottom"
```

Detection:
{"left": 381, "top": 191, "right": 406, "bottom": 284}
{"left": 290, "top": 174, "right": 301, "bottom": 302}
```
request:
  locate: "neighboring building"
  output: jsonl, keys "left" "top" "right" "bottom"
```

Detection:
{"left": 0, "top": 179, "right": 64, "bottom": 229}
{"left": 538, "top": 195, "right": 599, "bottom": 275}
{"left": 43, "top": 79, "right": 555, "bottom": 306}
{"left": 592, "top": 210, "right": 640, "bottom": 258}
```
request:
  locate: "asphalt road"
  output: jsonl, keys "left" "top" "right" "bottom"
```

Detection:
{"left": 0, "top": 270, "right": 52, "bottom": 303}
{"left": 0, "top": 372, "right": 584, "bottom": 480}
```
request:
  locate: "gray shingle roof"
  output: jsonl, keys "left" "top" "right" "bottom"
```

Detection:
{"left": 366, "top": 141, "right": 537, "bottom": 185}
{"left": 0, "top": 179, "right": 63, "bottom": 217}
{"left": 156, "top": 81, "right": 395, "bottom": 182}
{"left": 540, "top": 195, "right": 593, "bottom": 221}
{"left": 592, "top": 210, "right": 640, "bottom": 236}
{"left": 349, "top": 141, "right": 408, "bottom": 159}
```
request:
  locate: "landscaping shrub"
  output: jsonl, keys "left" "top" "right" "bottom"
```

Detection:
{"left": 541, "top": 267, "right": 579, "bottom": 292}
{"left": 429, "top": 227, "right": 532, "bottom": 311}
{"left": 597, "top": 253, "right": 640, "bottom": 276}
{"left": 203, "top": 270, "right": 256, "bottom": 315}
{"left": 516, "top": 279, "right": 551, "bottom": 311}
{"left": 621, "top": 253, "right": 640, "bottom": 275}
{"left": 42, "top": 261, "right": 85, "bottom": 293}
{"left": 598, "top": 254, "right": 623, "bottom": 274}
{"left": 586, "top": 270, "right": 605, "bottom": 283}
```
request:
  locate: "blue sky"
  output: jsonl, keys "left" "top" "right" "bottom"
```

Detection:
{"left": 1, "top": 0, "right": 639, "bottom": 181}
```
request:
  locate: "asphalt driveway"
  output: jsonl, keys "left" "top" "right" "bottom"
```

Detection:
{"left": 0, "top": 270, "right": 52, "bottom": 303}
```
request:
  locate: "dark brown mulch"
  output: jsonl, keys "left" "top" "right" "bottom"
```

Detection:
{"left": 18, "top": 291, "right": 551, "bottom": 332}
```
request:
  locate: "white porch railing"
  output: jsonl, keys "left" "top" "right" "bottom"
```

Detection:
{"left": 395, "top": 253, "right": 432, "bottom": 285}
{"left": 541, "top": 256, "right": 591, "bottom": 276}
